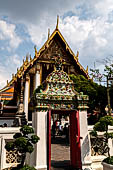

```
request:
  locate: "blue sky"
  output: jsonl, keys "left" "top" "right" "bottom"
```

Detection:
{"left": 0, "top": 0, "right": 113, "bottom": 88}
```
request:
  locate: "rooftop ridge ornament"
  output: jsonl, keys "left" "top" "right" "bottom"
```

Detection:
{"left": 48, "top": 28, "right": 50, "bottom": 39}
{"left": 34, "top": 45, "right": 38, "bottom": 57}
{"left": 56, "top": 15, "right": 59, "bottom": 30}
{"left": 76, "top": 51, "right": 79, "bottom": 61}
{"left": 86, "top": 66, "right": 88, "bottom": 74}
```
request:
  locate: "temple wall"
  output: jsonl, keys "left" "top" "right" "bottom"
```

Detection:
{"left": 0, "top": 127, "right": 20, "bottom": 170}
{"left": 0, "top": 125, "right": 113, "bottom": 170}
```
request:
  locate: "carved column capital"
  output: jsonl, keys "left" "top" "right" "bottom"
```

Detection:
{"left": 77, "top": 92, "right": 89, "bottom": 110}
{"left": 36, "top": 64, "right": 40, "bottom": 73}
{"left": 25, "top": 73, "right": 30, "bottom": 81}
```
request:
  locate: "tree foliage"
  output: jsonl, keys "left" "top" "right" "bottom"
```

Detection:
{"left": 70, "top": 74, "right": 107, "bottom": 115}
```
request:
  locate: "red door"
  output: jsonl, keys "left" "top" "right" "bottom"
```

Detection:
{"left": 47, "top": 110, "right": 51, "bottom": 170}
{"left": 70, "top": 111, "right": 82, "bottom": 169}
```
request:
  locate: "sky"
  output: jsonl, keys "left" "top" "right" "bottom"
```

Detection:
{"left": 0, "top": 0, "right": 113, "bottom": 88}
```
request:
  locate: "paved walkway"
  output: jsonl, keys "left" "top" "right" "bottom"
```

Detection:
{"left": 51, "top": 135, "right": 73, "bottom": 170}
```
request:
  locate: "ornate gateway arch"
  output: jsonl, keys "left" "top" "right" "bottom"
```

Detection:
{"left": 31, "top": 56, "right": 92, "bottom": 170}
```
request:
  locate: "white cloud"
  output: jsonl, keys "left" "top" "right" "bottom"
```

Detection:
{"left": 0, "top": 65, "right": 11, "bottom": 89}
{"left": 0, "top": 54, "right": 22, "bottom": 89}
{"left": 95, "top": 0, "right": 113, "bottom": 19}
{"left": 9, "top": 54, "right": 21, "bottom": 66}
{"left": 0, "top": 20, "right": 22, "bottom": 49}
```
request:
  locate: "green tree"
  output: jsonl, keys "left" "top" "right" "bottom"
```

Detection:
{"left": 70, "top": 74, "right": 107, "bottom": 122}
{"left": 90, "top": 64, "right": 113, "bottom": 115}
{"left": 5, "top": 125, "right": 40, "bottom": 170}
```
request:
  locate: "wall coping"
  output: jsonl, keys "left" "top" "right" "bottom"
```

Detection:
{"left": 0, "top": 127, "right": 20, "bottom": 134}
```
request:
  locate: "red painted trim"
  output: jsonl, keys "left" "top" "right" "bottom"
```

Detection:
{"left": 70, "top": 111, "right": 82, "bottom": 169}
{"left": 76, "top": 111, "right": 82, "bottom": 168}
{"left": 47, "top": 110, "right": 51, "bottom": 170}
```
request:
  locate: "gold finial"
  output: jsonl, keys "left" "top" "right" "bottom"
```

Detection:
{"left": 12, "top": 73, "right": 14, "bottom": 79}
{"left": 34, "top": 45, "right": 37, "bottom": 56}
{"left": 48, "top": 28, "right": 50, "bottom": 39}
{"left": 30, "top": 55, "right": 32, "bottom": 61}
{"left": 23, "top": 59, "right": 24, "bottom": 64}
{"left": 7, "top": 80, "right": 8, "bottom": 85}
{"left": 56, "top": 15, "right": 59, "bottom": 30}
{"left": 17, "top": 68, "right": 19, "bottom": 72}
{"left": 86, "top": 66, "right": 88, "bottom": 73}
{"left": 26, "top": 54, "right": 28, "bottom": 62}
{"left": 76, "top": 51, "right": 79, "bottom": 61}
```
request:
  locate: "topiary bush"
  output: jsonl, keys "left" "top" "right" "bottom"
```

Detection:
{"left": 90, "top": 115, "right": 113, "bottom": 164}
{"left": 5, "top": 125, "right": 40, "bottom": 169}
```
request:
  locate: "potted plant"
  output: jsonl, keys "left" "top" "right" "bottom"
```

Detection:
{"left": 90, "top": 115, "right": 113, "bottom": 170}
{"left": 5, "top": 125, "right": 40, "bottom": 170}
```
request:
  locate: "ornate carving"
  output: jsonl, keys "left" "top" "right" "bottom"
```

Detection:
{"left": 91, "top": 136, "right": 108, "bottom": 156}
{"left": 6, "top": 149, "right": 22, "bottom": 164}
{"left": 35, "top": 57, "right": 77, "bottom": 111}
{"left": 77, "top": 92, "right": 89, "bottom": 110}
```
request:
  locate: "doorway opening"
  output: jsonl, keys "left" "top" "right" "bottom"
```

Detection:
{"left": 51, "top": 111, "right": 70, "bottom": 169}
{"left": 47, "top": 110, "right": 81, "bottom": 170}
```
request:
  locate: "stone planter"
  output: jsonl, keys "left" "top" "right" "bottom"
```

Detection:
{"left": 102, "top": 162, "right": 113, "bottom": 170}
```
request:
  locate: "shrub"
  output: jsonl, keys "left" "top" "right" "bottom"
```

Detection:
{"left": 91, "top": 115, "right": 113, "bottom": 164}
{"left": 5, "top": 125, "right": 40, "bottom": 169}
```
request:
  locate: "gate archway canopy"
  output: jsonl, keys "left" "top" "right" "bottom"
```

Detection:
{"left": 35, "top": 56, "right": 78, "bottom": 111}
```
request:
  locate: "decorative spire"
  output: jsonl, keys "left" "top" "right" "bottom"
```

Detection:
{"left": 34, "top": 45, "right": 37, "bottom": 56}
{"left": 56, "top": 15, "right": 59, "bottom": 30}
{"left": 48, "top": 28, "right": 50, "bottom": 39}
{"left": 30, "top": 55, "right": 32, "bottom": 61}
{"left": 12, "top": 73, "right": 14, "bottom": 79}
{"left": 86, "top": 66, "right": 88, "bottom": 74}
{"left": 7, "top": 80, "right": 8, "bottom": 85}
{"left": 26, "top": 53, "right": 29, "bottom": 62}
{"left": 76, "top": 51, "right": 79, "bottom": 61}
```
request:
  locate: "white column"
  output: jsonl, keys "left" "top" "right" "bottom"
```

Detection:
{"left": 31, "top": 111, "right": 47, "bottom": 170}
{"left": 79, "top": 110, "right": 92, "bottom": 169}
{"left": 0, "top": 137, "right": 6, "bottom": 170}
{"left": 35, "top": 64, "right": 40, "bottom": 89}
{"left": 24, "top": 74, "right": 30, "bottom": 121}
{"left": 77, "top": 93, "right": 92, "bottom": 170}
{"left": 35, "top": 70, "right": 40, "bottom": 89}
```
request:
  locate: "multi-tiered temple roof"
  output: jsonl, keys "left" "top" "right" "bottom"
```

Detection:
{"left": 0, "top": 17, "right": 89, "bottom": 103}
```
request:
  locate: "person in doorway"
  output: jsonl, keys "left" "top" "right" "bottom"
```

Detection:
{"left": 58, "top": 123, "right": 63, "bottom": 136}
{"left": 64, "top": 123, "right": 69, "bottom": 143}
{"left": 52, "top": 122, "right": 56, "bottom": 139}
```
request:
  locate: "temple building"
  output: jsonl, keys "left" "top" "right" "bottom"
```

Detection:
{"left": 0, "top": 17, "right": 89, "bottom": 126}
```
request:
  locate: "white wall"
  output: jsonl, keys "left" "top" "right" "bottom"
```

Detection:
{"left": 0, "top": 127, "right": 20, "bottom": 170}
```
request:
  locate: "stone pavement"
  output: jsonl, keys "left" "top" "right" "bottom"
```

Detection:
{"left": 51, "top": 135, "right": 73, "bottom": 170}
